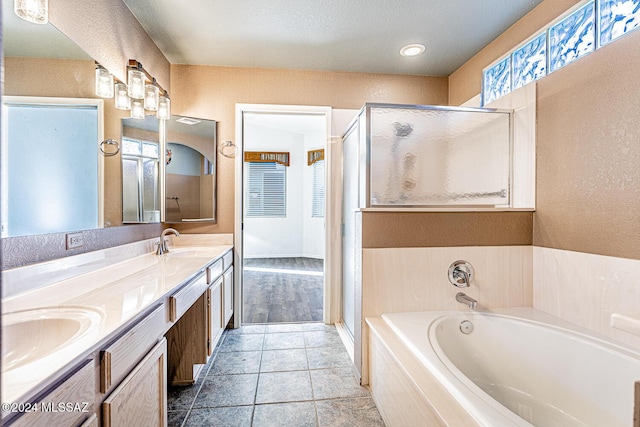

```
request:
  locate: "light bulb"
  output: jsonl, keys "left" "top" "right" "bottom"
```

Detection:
{"left": 131, "top": 100, "right": 145, "bottom": 119}
{"left": 127, "top": 69, "right": 145, "bottom": 99}
{"left": 95, "top": 66, "right": 114, "bottom": 98}
{"left": 157, "top": 95, "right": 171, "bottom": 120}
{"left": 144, "top": 84, "right": 159, "bottom": 111}
{"left": 114, "top": 82, "right": 131, "bottom": 110}
{"left": 14, "top": 0, "right": 48, "bottom": 24}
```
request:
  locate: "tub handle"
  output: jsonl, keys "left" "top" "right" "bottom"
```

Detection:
{"left": 448, "top": 260, "right": 474, "bottom": 288}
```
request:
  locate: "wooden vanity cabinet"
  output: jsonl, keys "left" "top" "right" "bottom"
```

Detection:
{"left": 102, "top": 339, "right": 167, "bottom": 427}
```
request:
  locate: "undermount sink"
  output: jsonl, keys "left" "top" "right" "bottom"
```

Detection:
{"left": 2, "top": 306, "right": 103, "bottom": 372}
{"left": 164, "top": 247, "right": 219, "bottom": 258}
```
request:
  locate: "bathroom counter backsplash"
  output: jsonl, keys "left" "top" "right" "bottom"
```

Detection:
{"left": 1, "top": 233, "right": 233, "bottom": 403}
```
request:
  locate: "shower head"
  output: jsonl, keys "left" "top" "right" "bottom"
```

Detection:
{"left": 393, "top": 122, "right": 413, "bottom": 137}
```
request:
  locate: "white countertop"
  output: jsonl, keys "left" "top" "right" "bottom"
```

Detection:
{"left": 1, "top": 236, "right": 232, "bottom": 404}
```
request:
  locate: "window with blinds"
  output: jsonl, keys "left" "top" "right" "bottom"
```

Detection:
{"left": 245, "top": 162, "right": 287, "bottom": 217}
{"left": 312, "top": 160, "right": 325, "bottom": 218}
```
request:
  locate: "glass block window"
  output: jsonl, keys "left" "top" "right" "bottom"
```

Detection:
{"left": 312, "top": 160, "right": 325, "bottom": 218}
{"left": 122, "top": 138, "right": 142, "bottom": 155}
{"left": 142, "top": 142, "right": 159, "bottom": 158}
{"left": 245, "top": 162, "right": 286, "bottom": 217}
{"left": 483, "top": 56, "right": 511, "bottom": 105}
{"left": 599, "top": 0, "right": 640, "bottom": 46}
{"left": 513, "top": 33, "right": 547, "bottom": 90}
{"left": 549, "top": 2, "right": 596, "bottom": 72}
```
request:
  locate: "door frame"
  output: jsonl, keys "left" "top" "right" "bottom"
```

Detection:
{"left": 234, "top": 103, "right": 333, "bottom": 327}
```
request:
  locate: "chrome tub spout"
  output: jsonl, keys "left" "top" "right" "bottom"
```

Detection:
{"left": 456, "top": 292, "right": 478, "bottom": 310}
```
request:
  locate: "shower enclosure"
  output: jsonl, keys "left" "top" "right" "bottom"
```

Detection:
{"left": 354, "top": 103, "right": 512, "bottom": 208}
{"left": 341, "top": 103, "right": 512, "bottom": 338}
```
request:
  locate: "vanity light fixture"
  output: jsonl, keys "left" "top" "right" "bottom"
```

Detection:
{"left": 127, "top": 60, "right": 169, "bottom": 118}
{"left": 400, "top": 43, "right": 426, "bottom": 57}
{"left": 14, "top": 0, "right": 48, "bottom": 24}
{"left": 130, "top": 99, "right": 145, "bottom": 119}
{"left": 157, "top": 93, "right": 171, "bottom": 120}
{"left": 114, "top": 82, "right": 131, "bottom": 110}
{"left": 95, "top": 64, "right": 114, "bottom": 98}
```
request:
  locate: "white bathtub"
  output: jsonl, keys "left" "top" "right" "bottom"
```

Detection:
{"left": 379, "top": 308, "right": 640, "bottom": 427}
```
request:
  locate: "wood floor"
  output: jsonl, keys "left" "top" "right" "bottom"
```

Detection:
{"left": 243, "top": 257, "right": 323, "bottom": 324}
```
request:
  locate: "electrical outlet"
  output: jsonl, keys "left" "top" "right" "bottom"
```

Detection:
{"left": 66, "top": 232, "right": 84, "bottom": 250}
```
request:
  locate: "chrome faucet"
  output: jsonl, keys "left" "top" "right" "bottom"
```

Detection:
{"left": 156, "top": 228, "right": 180, "bottom": 255}
{"left": 456, "top": 292, "right": 478, "bottom": 310}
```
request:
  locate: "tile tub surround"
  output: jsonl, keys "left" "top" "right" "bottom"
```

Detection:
{"left": 360, "top": 245, "right": 532, "bottom": 385}
{"left": 1, "top": 234, "right": 232, "bottom": 403}
{"left": 168, "top": 323, "right": 385, "bottom": 427}
{"left": 533, "top": 246, "right": 640, "bottom": 350}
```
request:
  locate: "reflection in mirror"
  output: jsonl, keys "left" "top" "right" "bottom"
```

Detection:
{"left": 1, "top": 96, "right": 103, "bottom": 237}
{"left": 165, "top": 116, "right": 217, "bottom": 223}
{"left": 2, "top": 1, "right": 117, "bottom": 235}
{"left": 121, "top": 116, "right": 161, "bottom": 223}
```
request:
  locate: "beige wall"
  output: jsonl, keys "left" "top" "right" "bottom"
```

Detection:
{"left": 362, "top": 212, "right": 532, "bottom": 248}
{"left": 49, "top": 0, "right": 170, "bottom": 89}
{"left": 534, "top": 29, "right": 640, "bottom": 260}
{"left": 170, "top": 65, "right": 449, "bottom": 233}
{"left": 448, "top": 0, "right": 581, "bottom": 106}
{"left": 448, "top": 1, "right": 640, "bottom": 261}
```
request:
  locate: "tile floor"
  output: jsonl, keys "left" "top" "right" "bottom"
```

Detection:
{"left": 167, "top": 323, "right": 385, "bottom": 427}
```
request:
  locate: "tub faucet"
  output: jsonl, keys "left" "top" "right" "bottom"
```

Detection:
{"left": 156, "top": 228, "right": 180, "bottom": 255}
{"left": 456, "top": 292, "right": 478, "bottom": 310}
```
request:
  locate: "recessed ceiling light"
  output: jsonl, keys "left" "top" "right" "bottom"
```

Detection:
{"left": 400, "top": 44, "right": 426, "bottom": 57}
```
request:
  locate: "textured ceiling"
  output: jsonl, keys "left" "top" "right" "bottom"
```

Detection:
{"left": 122, "top": 0, "right": 543, "bottom": 76}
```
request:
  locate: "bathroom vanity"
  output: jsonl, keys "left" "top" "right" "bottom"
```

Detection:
{"left": 1, "top": 234, "right": 233, "bottom": 426}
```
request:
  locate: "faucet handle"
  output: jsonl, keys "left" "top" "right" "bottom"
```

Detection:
{"left": 155, "top": 241, "right": 165, "bottom": 255}
{"left": 448, "top": 260, "right": 474, "bottom": 288}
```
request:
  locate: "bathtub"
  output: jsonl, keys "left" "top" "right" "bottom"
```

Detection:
{"left": 368, "top": 308, "right": 640, "bottom": 427}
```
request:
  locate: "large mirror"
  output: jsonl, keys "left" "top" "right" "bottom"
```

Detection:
{"left": 1, "top": 1, "right": 108, "bottom": 237}
{"left": 121, "top": 116, "right": 161, "bottom": 223}
{"left": 165, "top": 116, "right": 217, "bottom": 223}
{"left": 2, "top": 2, "right": 217, "bottom": 239}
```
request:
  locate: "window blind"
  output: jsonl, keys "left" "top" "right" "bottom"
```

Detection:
{"left": 312, "top": 160, "right": 325, "bottom": 218}
{"left": 245, "top": 162, "right": 286, "bottom": 217}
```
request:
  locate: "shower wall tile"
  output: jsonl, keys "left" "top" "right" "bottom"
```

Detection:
{"left": 362, "top": 245, "right": 533, "bottom": 318}
{"left": 533, "top": 246, "right": 640, "bottom": 350}
{"left": 360, "top": 245, "right": 533, "bottom": 386}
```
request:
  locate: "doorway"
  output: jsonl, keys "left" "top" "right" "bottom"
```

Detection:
{"left": 234, "top": 105, "right": 332, "bottom": 326}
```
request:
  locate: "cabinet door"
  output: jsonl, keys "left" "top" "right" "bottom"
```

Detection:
{"left": 102, "top": 339, "right": 167, "bottom": 427}
{"left": 208, "top": 277, "right": 223, "bottom": 356}
{"left": 222, "top": 266, "right": 234, "bottom": 325}
{"left": 11, "top": 360, "right": 95, "bottom": 427}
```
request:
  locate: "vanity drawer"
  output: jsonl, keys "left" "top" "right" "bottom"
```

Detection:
{"left": 11, "top": 359, "right": 94, "bottom": 427}
{"left": 222, "top": 250, "right": 233, "bottom": 271}
{"left": 206, "top": 259, "right": 223, "bottom": 284}
{"left": 170, "top": 272, "right": 208, "bottom": 321}
{"left": 100, "top": 305, "right": 165, "bottom": 393}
